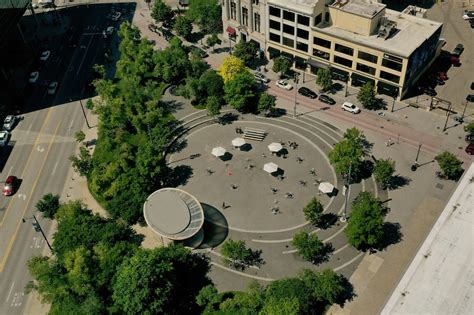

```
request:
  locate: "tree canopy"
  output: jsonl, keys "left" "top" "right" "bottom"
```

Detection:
{"left": 303, "top": 197, "right": 324, "bottom": 227}
{"left": 328, "top": 128, "right": 369, "bottom": 177}
{"left": 435, "top": 151, "right": 464, "bottom": 180}
{"left": 35, "top": 193, "right": 61, "bottom": 219}
{"left": 174, "top": 15, "right": 193, "bottom": 39}
{"left": 186, "top": 0, "right": 222, "bottom": 34}
{"left": 258, "top": 92, "right": 276, "bottom": 114}
{"left": 373, "top": 158, "right": 396, "bottom": 189}
{"left": 316, "top": 68, "right": 333, "bottom": 91}
{"left": 206, "top": 33, "right": 221, "bottom": 52}
{"left": 224, "top": 70, "right": 258, "bottom": 112}
{"left": 218, "top": 55, "right": 246, "bottom": 83}
{"left": 232, "top": 40, "right": 259, "bottom": 65}
{"left": 291, "top": 231, "right": 333, "bottom": 264}
{"left": 345, "top": 192, "right": 385, "bottom": 250}
{"left": 272, "top": 57, "right": 291, "bottom": 78}
{"left": 357, "top": 82, "right": 377, "bottom": 109}
{"left": 151, "top": 0, "right": 173, "bottom": 24}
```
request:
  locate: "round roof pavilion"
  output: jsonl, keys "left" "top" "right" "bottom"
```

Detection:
{"left": 143, "top": 188, "right": 204, "bottom": 241}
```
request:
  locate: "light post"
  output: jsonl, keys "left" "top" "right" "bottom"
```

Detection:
{"left": 344, "top": 81, "right": 348, "bottom": 97}
{"left": 293, "top": 72, "right": 299, "bottom": 118}
{"left": 391, "top": 96, "right": 396, "bottom": 112}
{"left": 341, "top": 161, "right": 352, "bottom": 222}
{"left": 22, "top": 215, "right": 52, "bottom": 251}
{"left": 442, "top": 101, "right": 453, "bottom": 132}
{"left": 461, "top": 101, "right": 469, "bottom": 120}
{"left": 79, "top": 99, "right": 91, "bottom": 129}
{"left": 411, "top": 143, "right": 422, "bottom": 171}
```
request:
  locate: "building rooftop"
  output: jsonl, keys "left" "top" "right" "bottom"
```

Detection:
{"left": 268, "top": 0, "right": 318, "bottom": 15}
{"left": 143, "top": 188, "right": 204, "bottom": 240}
{"left": 316, "top": 8, "right": 442, "bottom": 58}
{"left": 330, "top": 0, "right": 385, "bottom": 18}
{"left": 382, "top": 163, "right": 474, "bottom": 315}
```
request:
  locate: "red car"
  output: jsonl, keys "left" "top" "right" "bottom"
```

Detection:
{"left": 466, "top": 143, "right": 474, "bottom": 155}
{"left": 437, "top": 72, "right": 448, "bottom": 81}
{"left": 3, "top": 176, "right": 17, "bottom": 196}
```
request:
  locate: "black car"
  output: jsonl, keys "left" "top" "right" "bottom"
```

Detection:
{"left": 467, "top": 94, "right": 474, "bottom": 102}
{"left": 319, "top": 94, "right": 336, "bottom": 105}
{"left": 418, "top": 86, "right": 437, "bottom": 96}
{"left": 298, "top": 87, "right": 317, "bottom": 99}
{"left": 452, "top": 43, "right": 464, "bottom": 56}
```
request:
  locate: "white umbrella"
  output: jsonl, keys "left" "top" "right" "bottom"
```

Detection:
{"left": 232, "top": 137, "right": 246, "bottom": 147}
{"left": 263, "top": 162, "right": 279, "bottom": 173}
{"left": 318, "top": 182, "right": 335, "bottom": 194}
{"left": 268, "top": 142, "right": 283, "bottom": 152}
{"left": 211, "top": 147, "right": 226, "bottom": 157}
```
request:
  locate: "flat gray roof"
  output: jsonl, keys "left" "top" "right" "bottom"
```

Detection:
{"left": 143, "top": 188, "right": 204, "bottom": 240}
{"left": 382, "top": 162, "right": 474, "bottom": 314}
{"left": 331, "top": 0, "right": 385, "bottom": 18}
{"left": 268, "top": 0, "right": 318, "bottom": 15}
{"left": 316, "top": 9, "right": 442, "bottom": 58}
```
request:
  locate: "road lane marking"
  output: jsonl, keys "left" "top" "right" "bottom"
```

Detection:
{"left": 0, "top": 108, "right": 54, "bottom": 227}
{"left": 68, "top": 119, "right": 74, "bottom": 130}
{"left": 26, "top": 124, "right": 32, "bottom": 135}
{"left": 36, "top": 145, "right": 44, "bottom": 152}
{"left": 5, "top": 281, "right": 14, "bottom": 302}
{"left": 0, "top": 122, "right": 60, "bottom": 273}
{"left": 77, "top": 34, "right": 94, "bottom": 75}
{"left": 7, "top": 166, "right": 13, "bottom": 176}
{"left": 51, "top": 160, "right": 59, "bottom": 175}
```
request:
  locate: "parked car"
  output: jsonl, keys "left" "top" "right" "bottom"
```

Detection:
{"left": 437, "top": 72, "right": 448, "bottom": 81}
{"left": 452, "top": 44, "right": 464, "bottom": 56}
{"left": 148, "top": 23, "right": 159, "bottom": 33}
{"left": 466, "top": 143, "right": 474, "bottom": 155}
{"left": 3, "top": 115, "right": 16, "bottom": 131}
{"left": 341, "top": 102, "right": 361, "bottom": 114}
{"left": 29, "top": 71, "right": 39, "bottom": 83}
{"left": 298, "top": 87, "right": 317, "bottom": 99}
{"left": 254, "top": 72, "right": 270, "bottom": 83}
{"left": 0, "top": 130, "right": 10, "bottom": 146}
{"left": 319, "top": 94, "right": 336, "bottom": 105}
{"left": 428, "top": 74, "right": 445, "bottom": 85}
{"left": 466, "top": 134, "right": 474, "bottom": 143}
{"left": 471, "top": 82, "right": 474, "bottom": 90}
{"left": 418, "top": 86, "right": 437, "bottom": 96}
{"left": 105, "top": 26, "right": 114, "bottom": 36}
{"left": 451, "top": 56, "right": 461, "bottom": 67}
{"left": 462, "top": 10, "right": 474, "bottom": 20}
{"left": 110, "top": 11, "right": 121, "bottom": 21}
{"left": 47, "top": 82, "right": 58, "bottom": 95}
{"left": 467, "top": 95, "right": 474, "bottom": 102}
{"left": 276, "top": 79, "right": 293, "bottom": 90}
{"left": 188, "top": 45, "right": 208, "bottom": 58}
{"left": 2, "top": 175, "right": 17, "bottom": 196}
{"left": 39, "top": 50, "right": 50, "bottom": 61}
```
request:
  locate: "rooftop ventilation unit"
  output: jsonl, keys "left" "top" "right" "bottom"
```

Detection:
{"left": 377, "top": 16, "right": 397, "bottom": 40}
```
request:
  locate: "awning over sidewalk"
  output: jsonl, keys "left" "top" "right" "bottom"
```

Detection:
{"left": 267, "top": 46, "right": 280, "bottom": 59}
{"left": 377, "top": 80, "right": 400, "bottom": 97}
{"left": 330, "top": 67, "right": 349, "bottom": 82}
{"left": 307, "top": 58, "right": 329, "bottom": 69}
{"left": 226, "top": 26, "right": 236, "bottom": 36}
{"left": 280, "top": 51, "right": 294, "bottom": 62}
{"left": 294, "top": 56, "right": 306, "bottom": 69}
{"left": 351, "top": 72, "right": 375, "bottom": 87}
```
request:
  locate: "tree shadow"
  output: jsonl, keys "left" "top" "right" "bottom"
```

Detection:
{"left": 373, "top": 98, "right": 388, "bottom": 110}
{"left": 218, "top": 112, "right": 239, "bottom": 125}
{"left": 166, "top": 138, "right": 188, "bottom": 155}
{"left": 163, "top": 99, "right": 184, "bottom": 114}
{"left": 196, "top": 203, "right": 229, "bottom": 249}
{"left": 165, "top": 164, "right": 193, "bottom": 187}
{"left": 186, "top": 31, "right": 205, "bottom": 44}
{"left": 375, "top": 222, "right": 403, "bottom": 251}
{"left": 317, "top": 213, "right": 339, "bottom": 230}
{"left": 353, "top": 160, "right": 373, "bottom": 183}
{"left": 335, "top": 275, "right": 356, "bottom": 307}
{"left": 330, "top": 82, "right": 344, "bottom": 93}
{"left": 389, "top": 175, "right": 411, "bottom": 190}
{"left": 266, "top": 107, "right": 287, "bottom": 118}
{"left": 311, "top": 242, "right": 334, "bottom": 265}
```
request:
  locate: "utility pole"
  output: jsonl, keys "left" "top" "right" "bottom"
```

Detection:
{"left": 293, "top": 72, "right": 299, "bottom": 118}
{"left": 23, "top": 215, "right": 52, "bottom": 252}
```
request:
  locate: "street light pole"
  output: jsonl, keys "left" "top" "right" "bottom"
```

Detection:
{"left": 341, "top": 161, "right": 352, "bottom": 222}
{"left": 442, "top": 102, "right": 452, "bottom": 132}
{"left": 461, "top": 101, "right": 468, "bottom": 120}
{"left": 293, "top": 73, "right": 299, "bottom": 118}
{"left": 23, "top": 215, "right": 52, "bottom": 252}
{"left": 344, "top": 81, "right": 348, "bottom": 97}
{"left": 391, "top": 96, "right": 396, "bottom": 112}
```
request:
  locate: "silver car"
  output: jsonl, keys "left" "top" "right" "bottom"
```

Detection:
{"left": 254, "top": 72, "right": 270, "bottom": 83}
{"left": 0, "top": 130, "right": 10, "bottom": 146}
{"left": 3, "top": 115, "right": 16, "bottom": 131}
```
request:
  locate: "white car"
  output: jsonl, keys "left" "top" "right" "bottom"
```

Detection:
{"left": 341, "top": 102, "right": 361, "bottom": 114}
{"left": 254, "top": 72, "right": 270, "bottom": 83}
{"left": 111, "top": 11, "right": 121, "bottom": 21}
{"left": 0, "top": 130, "right": 10, "bottom": 147}
{"left": 462, "top": 10, "right": 474, "bottom": 20}
{"left": 47, "top": 82, "right": 58, "bottom": 95}
{"left": 40, "top": 50, "right": 51, "bottom": 61}
{"left": 105, "top": 26, "right": 114, "bottom": 36}
{"left": 29, "top": 71, "right": 39, "bottom": 83}
{"left": 3, "top": 115, "right": 16, "bottom": 131}
{"left": 276, "top": 79, "right": 293, "bottom": 90}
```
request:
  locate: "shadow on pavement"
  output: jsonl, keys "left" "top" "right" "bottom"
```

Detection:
{"left": 165, "top": 164, "right": 193, "bottom": 186}
{"left": 197, "top": 203, "right": 229, "bottom": 249}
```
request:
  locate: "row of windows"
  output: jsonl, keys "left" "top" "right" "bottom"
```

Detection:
{"left": 269, "top": 6, "right": 310, "bottom": 26}
{"left": 269, "top": 22, "right": 309, "bottom": 39}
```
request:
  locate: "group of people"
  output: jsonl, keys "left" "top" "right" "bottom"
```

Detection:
{"left": 288, "top": 141, "right": 298, "bottom": 149}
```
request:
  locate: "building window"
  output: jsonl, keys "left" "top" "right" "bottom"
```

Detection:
{"left": 230, "top": 1, "right": 236, "bottom": 20}
{"left": 356, "top": 63, "right": 376, "bottom": 75}
{"left": 358, "top": 51, "right": 378, "bottom": 63}
{"left": 283, "top": 24, "right": 294, "bottom": 35}
{"left": 269, "top": 20, "right": 280, "bottom": 31}
{"left": 325, "top": 12, "right": 330, "bottom": 22}
{"left": 269, "top": 6, "right": 280, "bottom": 17}
{"left": 382, "top": 58, "right": 403, "bottom": 72}
{"left": 296, "top": 42, "right": 308, "bottom": 52}
{"left": 313, "top": 49, "right": 330, "bottom": 60}
{"left": 297, "top": 28, "right": 309, "bottom": 40}
{"left": 335, "top": 43, "right": 354, "bottom": 56}
{"left": 252, "top": 0, "right": 259, "bottom": 4}
{"left": 315, "top": 14, "right": 322, "bottom": 26}
{"left": 254, "top": 13, "right": 260, "bottom": 32}
{"left": 297, "top": 15, "right": 310, "bottom": 26}
{"left": 283, "top": 10, "right": 295, "bottom": 22}
{"left": 282, "top": 37, "right": 294, "bottom": 48}
{"left": 334, "top": 55, "right": 353, "bottom": 68}
{"left": 269, "top": 32, "right": 280, "bottom": 43}
{"left": 380, "top": 71, "right": 400, "bottom": 83}
{"left": 313, "top": 37, "right": 331, "bottom": 49}
{"left": 242, "top": 7, "right": 248, "bottom": 26}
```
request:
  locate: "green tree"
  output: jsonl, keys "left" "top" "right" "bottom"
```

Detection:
{"left": 220, "top": 281, "right": 265, "bottom": 313}
{"left": 218, "top": 55, "right": 246, "bottom": 82}
{"left": 300, "top": 268, "right": 351, "bottom": 306}
{"left": 374, "top": 158, "right": 396, "bottom": 189}
{"left": 435, "top": 151, "right": 464, "bottom": 180}
{"left": 174, "top": 15, "right": 193, "bottom": 38}
{"left": 328, "top": 128, "right": 369, "bottom": 177}
{"left": 272, "top": 57, "right": 291, "bottom": 78}
{"left": 303, "top": 197, "right": 324, "bottom": 227}
{"left": 206, "top": 96, "right": 221, "bottom": 119}
{"left": 85, "top": 99, "right": 94, "bottom": 110}
{"left": 291, "top": 231, "right": 332, "bottom": 264}
{"left": 112, "top": 244, "right": 211, "bottom": 314}
{"left": 257, "top": 92, "right": 276, "bottom": 114}
{"left": 265, "top": 278, "right": 313, "bottom": 314}
{"left": 186, "top": 0, "right": 222, "bottom": 34}
{"left": 464, "top": 121, "right": 474, "bottom": 136}
{"left": 35, "top": 193, "right": 61, "bottom": 219}
{"left": 206, "top": 33, "right": 221, "bottom": 52}
{"left": 232, "top": 40, "right": 258, "bottom": 65}
{"left": 221, "top": 239, "right": 253, "bottom": 269}
{"left": 316, "top": 68, "right": 333, "bottom": 91}
{"left": 357, "top": 82, "right": 377, "bottom": 109}
{"left": 200, "top": 69, "right": 224, "bottom": 99}
{"left": 345, "top": 192, "right": 385, "bottom": 250}
{"left": 74, "top": 130, "right": 85, "bottom": 143}
{"left": 224, "top": 70, "right": 257, "bottom": 112}
{"left": 196, "top": 285, "right": 223, "bottom": 313}
{"left": 69, "top": 147, "right": 92, "bottom": 177}
{"left": 151, "top": 0, "right": 173, "bottom": 24}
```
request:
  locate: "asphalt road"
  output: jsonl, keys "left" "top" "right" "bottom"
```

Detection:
{"left": 0, "top": 3, "right": 132, "bottom": 313}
